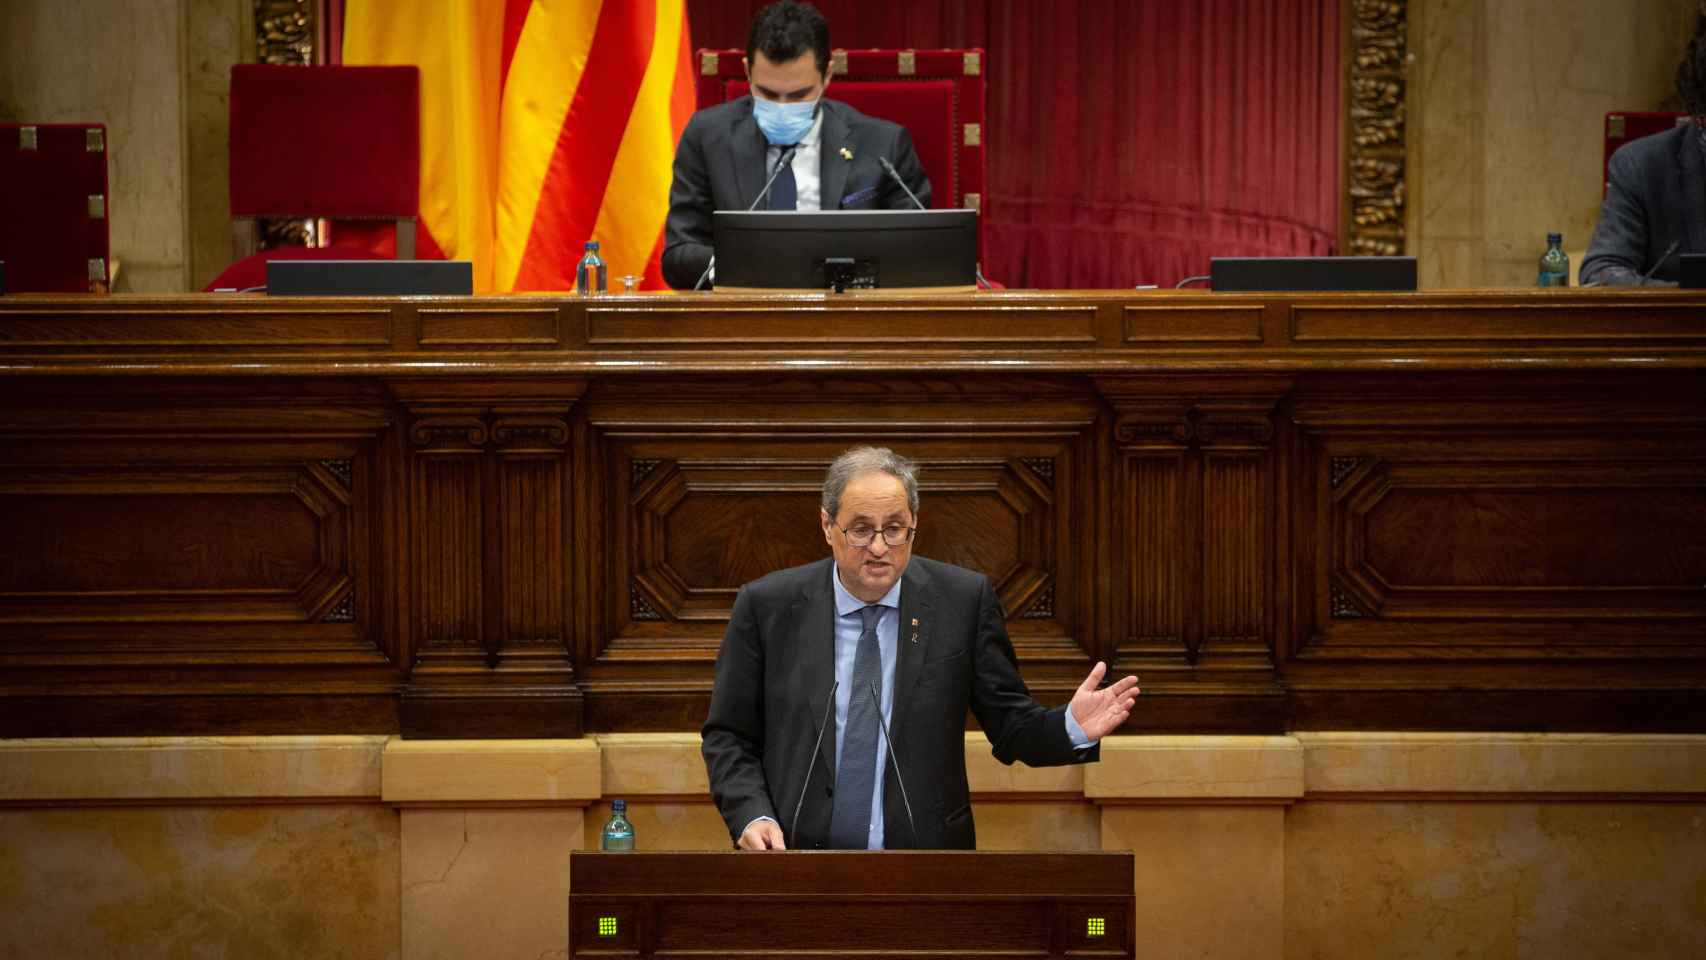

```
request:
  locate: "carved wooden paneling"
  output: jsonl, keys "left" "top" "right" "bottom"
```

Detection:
{"left": 579, "top": 381, "right": 1099, "bottom": 730}
{"left": 3, "top": 294, "right": 1706, "bottom": 736}
{"left": 584, "top": 303, "right": 1101, "bottom": 347}
{"left": 413, "top": 450, "right": 483, "bottom": 650}
{"left": 1286, "top": 373, "right": 1706, "bottom": 728}
{"left": 397, "top": 387, "right": 582, "bottom": 738}
{"left": 1325, "top": 458, "right": 1706, "bottom": 642}
{"left": 0, "top": 386, "right": 399, "bottom": 735}
{"left": 0, "top": 467, "right": 346, "bottom": 622}
{"left": 615, "top": 449, "right": 1073, "bottom": 635}
{"left": 1098, "top": 377, "right": 1287, "bottom": 730}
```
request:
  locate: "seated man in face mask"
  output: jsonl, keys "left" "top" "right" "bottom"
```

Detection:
{"left": 660, "top": 1, "right": 932, "bottom": 290}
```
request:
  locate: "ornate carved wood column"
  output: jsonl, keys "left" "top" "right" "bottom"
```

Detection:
{"left": 393, "top": 380, "right": 586, "bottom": 738}
{"left": 1345, "top": 0, "right": 1409, "bottom": 256}
{"left": 1096, "top": 377, "right": 1290, "bottom": 731}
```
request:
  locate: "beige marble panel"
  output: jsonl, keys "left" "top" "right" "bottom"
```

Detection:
{"left": 597, "top": 733, "right": 709, "bottom": 797}
{"left": 401, "top": 808, "right": 582, "bottom": 960}
{"left": 1299, "top": 733, "right": 1706, "bottom": 795}
{"left": 1102, "top": 805, "right": 1286, "bottom": 960}
{"left": 0, "top": 804, "right": 399, "bottom": 959}
{"left": 183, "top": 0, "right": 247, "bottom": 290}
{"left": 1285, "top": 799, "right": 1706, "bottom": 960}
{"left": 972, "top": 800, "right": 1100, "bottom": 850}
{"left": 0, "top": 735, "right": 386, "bottom": 802}
{"left": 383, "top": 738, "right": 601, "bottom": 804}
{"left": 1413, "top": 0, "right": 1486, "bottom": 287}
{"left": 0, "top": 0, "right": 190, "bottom": 291}
{"left": 1085, "top": 736, "right": 1303, "bottom": 800}
{"left": 966, "top": 732, "right": 1087, "bottom": 794}
{"left": 1413, "top": 0, "right": 1696, "bottom": 288}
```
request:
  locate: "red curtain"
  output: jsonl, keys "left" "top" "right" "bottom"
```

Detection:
{"left": 687, "top": 0, "right": 1340, "bottom": 289}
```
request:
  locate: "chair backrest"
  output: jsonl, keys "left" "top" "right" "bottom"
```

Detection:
{"left": 0, "top": 123, "right": 110, "bottom": 292}
{"left": 696, "top": 49, "right": 986, "bottom": 254}
{"left": 1603, "top": 111, "right": 1687, "bottom": 196}
{"left": 228, "top": 65, "right": 419, "bottom": 220}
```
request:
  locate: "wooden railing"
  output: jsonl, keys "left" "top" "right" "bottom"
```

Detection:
{"left": 2, "top": 289, "right": 1703, "bottom": 737}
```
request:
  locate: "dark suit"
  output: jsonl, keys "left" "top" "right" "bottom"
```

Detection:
{"left": 701, "top": 556, "right": 1094, "bottom": 850}
{"left": 662, "top": 96, "right": 933, "bottom": 290}
{"left": 1582, "top": 125, "right": 1705, "bottom": 286}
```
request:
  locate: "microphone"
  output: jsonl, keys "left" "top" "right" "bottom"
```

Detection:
{"left": 870, "top": 679, "right": 918, "bottom": 846}
{"left": 693, "top": 145, "right": 800, "bottom": 291}
{"left": 877, "top": 156, "right": 927, "bottom": 211}
{"left": 788, "top": 678, "right": 838, "bottom": 847}
{"left": 1637, "top": 240, "right": 1682, "bottom": 285}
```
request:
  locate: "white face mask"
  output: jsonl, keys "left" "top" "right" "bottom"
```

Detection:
{"left": 753, "top": 97, "right": 818, "bottom": 146}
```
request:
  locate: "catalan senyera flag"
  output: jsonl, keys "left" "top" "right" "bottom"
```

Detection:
{"left": 343, "top": 0, "right": 694, "bottom": 292}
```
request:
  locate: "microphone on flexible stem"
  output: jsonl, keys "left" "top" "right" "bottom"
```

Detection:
{"left": 877, "top": 156, "right": 927, "bottom": 211}
{"left": 870, "top": 679, "right": 919, "bottom": 846}
{"left": 788, "top": 678, "right": 838, "bottom": 847}
{"left": 1637, "top": 240, "right": 1682, "bottom": 286}
{"left": 694, "top": 145, "right": 800, "bottom": 291}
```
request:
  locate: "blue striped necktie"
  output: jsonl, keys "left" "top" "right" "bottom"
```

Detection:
{"left": 828, "top": 603, "right": 884, "bottom": 848}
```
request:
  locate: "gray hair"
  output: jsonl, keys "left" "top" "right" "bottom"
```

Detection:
{"left": 821, "top": 447, "right": 919, "bottom": 519}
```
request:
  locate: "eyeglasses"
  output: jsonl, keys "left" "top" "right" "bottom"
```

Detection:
{"left": 838, "top": 522, "right": 916, "bottom": 548}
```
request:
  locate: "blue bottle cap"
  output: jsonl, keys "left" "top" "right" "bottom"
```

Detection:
{"left": 611, "top": 798, "right": 626, "bottom": 812}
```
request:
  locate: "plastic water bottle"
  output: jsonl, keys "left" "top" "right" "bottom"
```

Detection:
{"left": 601, "top": 798, "right": 635, "bottom": 851}
{"left": 576, "top": 240, "right": 608, "bottom": 295}
{"left": 1537, "top": 232, "right": 1569, "bottom": 287}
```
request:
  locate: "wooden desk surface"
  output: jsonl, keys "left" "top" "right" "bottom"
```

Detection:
{"left": 2, "top": 290, "right": 1703, "bottom": 737}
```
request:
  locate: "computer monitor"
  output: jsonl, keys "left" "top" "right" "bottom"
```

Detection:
{"left": 266, "top": 259, "right": 473, "bottom": 296}
{"left": 712, "top": 209, "right": 977, "bottom": 291}
{"left": 1210, "top": 256, "right": 1418, "bottom": 292}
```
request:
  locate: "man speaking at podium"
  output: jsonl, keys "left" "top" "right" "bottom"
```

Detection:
{"left": 702, "top": 448, "right": 1140, "bottom": 850}
{"left": 661, "top": 2, "right": 933, "bottom": 289}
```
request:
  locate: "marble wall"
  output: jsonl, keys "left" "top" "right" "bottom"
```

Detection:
{"left": 1412, "top": 0, "right": 1698, "bottom": 286}
{"left": 4, "top": 733, "right": 1702, "bottom": 959}
{"left": 0, "top": 0, "right": 245, "bottom": 292}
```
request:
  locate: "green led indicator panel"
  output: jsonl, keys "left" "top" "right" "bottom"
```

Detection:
{"left": 598, "top": 916, "right": 619, "bottom": 937}
{"left": 1086, "top": 917, "right": 1106, "bottom": 938}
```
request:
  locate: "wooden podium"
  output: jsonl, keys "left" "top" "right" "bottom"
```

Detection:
{"left": 569, "top": 850, "right": 1134, "bottom": 959}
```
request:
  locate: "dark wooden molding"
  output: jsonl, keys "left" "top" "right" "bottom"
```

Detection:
{"left": 2, "top": 294, "right": 1705, "bottom": 736}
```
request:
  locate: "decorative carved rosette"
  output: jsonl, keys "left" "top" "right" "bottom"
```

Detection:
{"left": 1347, "top": 0, "right": 1408, "bottom": 257}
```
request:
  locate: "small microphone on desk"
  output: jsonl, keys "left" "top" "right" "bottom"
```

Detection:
{"left": 871, "top": 679, "right": 919, "bottom": 846}
{"left": 877, "top": 156, "right": 927, "bottom": 211}
{"left": 789, "top": 678, "right": 838, "bottom": 847}
{"left": 694, "top": 145, "right": 800, "bottom": 291}
{"left": 1637, "top": 240, "right": 1682, "bottom": 286}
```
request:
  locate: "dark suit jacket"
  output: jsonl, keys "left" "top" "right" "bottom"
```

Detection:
{"left": 701, "top": 556, "right": 1094, "bottom": 850}
{"left": 662, "top": 96, "right": 933, "bottom": 290}
{"left": 1581, "top": 125, "right": 1704, "bottom": 286}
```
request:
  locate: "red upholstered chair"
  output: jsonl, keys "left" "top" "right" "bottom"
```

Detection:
{"left": 209, "top": 65, "right": 420, "bottom": 291}
{"left": 1602, "top": 111, "right": 1687, "bottom": 196}
{"left": 696, "top": 48, "right": 987, "bottom": 261}
{"left": 0, "top": 123, "right": 110, "bottom": 292}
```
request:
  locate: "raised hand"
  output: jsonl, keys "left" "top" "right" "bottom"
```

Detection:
{"left": 1068, "top": 661, "right": 1139, "bottom": 741}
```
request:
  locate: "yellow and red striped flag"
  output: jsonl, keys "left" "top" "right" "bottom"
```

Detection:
{"left": 343, "top": 0, "right": 694, "bottom": 292}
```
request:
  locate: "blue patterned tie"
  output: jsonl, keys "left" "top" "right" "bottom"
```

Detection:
{"left": 768, "top": 147, "right": 797, "bottom": 210}
{"left": 828, "top": 603, "right": 884, "bottom": 848}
